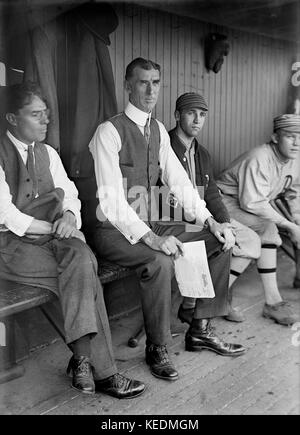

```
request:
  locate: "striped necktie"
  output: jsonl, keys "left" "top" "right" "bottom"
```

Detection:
{"left": 27, "top": 144, "right": 38, "bottom": 198}
{"left": 144, "top": 117, "right": 151, "bottom": 144}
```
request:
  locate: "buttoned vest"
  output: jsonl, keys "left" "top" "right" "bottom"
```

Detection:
{"left": 0, "top": 135, "right": 55, "bottom": 211}
{"left": 109, "top": 113, "right": 161, "bottom": 222}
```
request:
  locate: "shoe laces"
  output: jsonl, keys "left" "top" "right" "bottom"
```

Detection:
{"left": 205, "top": 322, "right": 215, "bottom": 337}
{"left": 73, "top": 356, "right": 91, "bottom": 377}
{"left": 110, "top": 373, "right": 128, "bottom": 389}
{"left": 152, "top": 344, "right": 170, "bottom": 365}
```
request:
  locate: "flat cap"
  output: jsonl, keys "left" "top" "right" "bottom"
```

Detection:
{"left": 273, "top": 114, "right": 300, "bottom": 133}
{"left": 176, "top": 92, "right": 208, "bottom": 112}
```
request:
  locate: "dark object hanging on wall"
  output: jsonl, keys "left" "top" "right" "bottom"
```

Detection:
{"left": 205, "top": 33, "right": 229, "bottom": 73}
{"left": 63, "top": 2, "right": 119, "bottom": 178}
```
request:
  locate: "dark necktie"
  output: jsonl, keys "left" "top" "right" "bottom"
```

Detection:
{"left": 27, "top": 144, "right": 38, "bottom": 198}
{"left": 144, "top": 117, "right": 151, "bottom": 145}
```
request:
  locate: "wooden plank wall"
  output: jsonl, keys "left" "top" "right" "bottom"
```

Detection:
{"left": 109, "top": 3, "right": 295, "bottom": 173}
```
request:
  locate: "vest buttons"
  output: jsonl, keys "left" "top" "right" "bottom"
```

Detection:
{"left": 26, "top": 194, "right": 30, "bottom": 198}
{"left": 26, "top": 178, "right": 30, "bottom": 182}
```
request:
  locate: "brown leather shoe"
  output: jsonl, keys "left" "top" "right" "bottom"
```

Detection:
{"left": 95, "top": 373, "right": 146, "bottom": 399}
{"left": 67, "top": 356, "right": 95, "bottom": 394}
{"left": 145, "top": 344, "right": 179, "bottom": 381}
{"left": 185, "top": 319, "right": 246, "bottom": 357}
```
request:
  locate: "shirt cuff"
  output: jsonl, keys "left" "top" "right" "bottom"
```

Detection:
{"left": 115, "top": 221, "right": 151, "bottom": 245}
{"left": 195, "top": 209, "right": 212, "bottom": 226}
{"left": 8, "top": 214, "right": 34, "bottom": 237}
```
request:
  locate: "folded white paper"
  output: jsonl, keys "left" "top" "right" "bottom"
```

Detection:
{"left": 174, "top": 241, "right": 215, "bottom": 298}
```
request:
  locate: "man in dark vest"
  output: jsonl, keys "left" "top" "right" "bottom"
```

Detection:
{"left": 168, "top": 92, "right": 261, "bottom": 323}
{"left": 89, "top": 58, "right": 246, "bottom": 383}
{"left": 0, "top": 82, "right": 145, "bottom": 399}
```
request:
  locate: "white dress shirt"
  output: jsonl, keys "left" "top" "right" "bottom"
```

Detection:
{"left": 183, "top": 140, "right": 197, "bottom": 188}
{"left": 89, "top": 102, "right": 211, "bottom": 244}
{"left": 0, "top": 131, "right": 82, "bottom": 236}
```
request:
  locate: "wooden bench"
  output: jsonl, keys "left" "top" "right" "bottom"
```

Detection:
{"left": 0, "top": 260, "right": 135, "bottom": 384}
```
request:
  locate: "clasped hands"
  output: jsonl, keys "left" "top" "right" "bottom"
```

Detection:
{"left": 52, "top": 211, "right": 86, "bottom": 242}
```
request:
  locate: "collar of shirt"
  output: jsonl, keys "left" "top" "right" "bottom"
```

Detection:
{"left": 177, "top": 133, "right": 195, "bottom": 153}
{"left": 7, "top": 130, "right": 35, "bottom": 152}
{"left": 184, "top": 139, "right": 195, "bottom": 153}
{"left": 125, "top": 102, "right": 151, "bottom": 128}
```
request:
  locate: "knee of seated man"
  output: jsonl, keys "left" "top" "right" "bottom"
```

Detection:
{"left": 208, "top": 243, "right": 231, "bottom": 261}
{"left": 234, "top": 226, "right": 261, "bottom": 259}
{"left": 151, "top": 251, "right": 175, "bottom": 273}
{"left": 201, "top": 228, "right": 227, "bottom": 254}
{"left": 63, "top": 237, "right": 98, "bottom": 269}
{"left": 260, "top": 221, "right": 282, "bottom": 247}
{"left": 138, "top": 251, "right": 174, "bottom": 283}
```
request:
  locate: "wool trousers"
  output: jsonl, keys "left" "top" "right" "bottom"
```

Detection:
{"left": 94, "top": 223, "right": 231, "bottom": 345}
{"left": 0, "top": 232, "right": 117, "bottom": 379}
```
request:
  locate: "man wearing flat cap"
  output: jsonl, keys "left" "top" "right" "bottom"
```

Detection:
{"left": 167, "top": 92, "right": 261, "bottom": 325}
{"left": 89, "top": 58, "right": 246, "bottom": 384}
{"left": 217, "top": 114, "right": 300, "bottom": 326}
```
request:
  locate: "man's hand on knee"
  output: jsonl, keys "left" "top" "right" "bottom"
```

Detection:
{"left": 141, "top": 231, "right": 184, "bottom": 259}
{"left": 52, "top": 211, "right": 77, "bottom": 239}
{"left": 206, "top": 217, "right": 235, "bottom": 251}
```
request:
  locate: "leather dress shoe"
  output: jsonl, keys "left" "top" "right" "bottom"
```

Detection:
{"left": 67, "top": 355, "right": 95, "bottom": 394}
{"left": 145, "top": 344, "right": 179, "bottom": 381}
{"left": 95, "top": 373, "right": 145, "bottom": 399}
{"left": 185, "top": 320, "right": 246, "bottom": 357}
{"left": 177, "top": 304, "right": 193, "bottom": 325}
